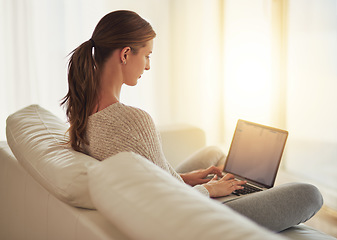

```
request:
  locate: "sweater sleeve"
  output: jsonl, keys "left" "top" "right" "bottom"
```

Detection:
{"left": 122, "top": 108, "right": 210, "bottom": 197}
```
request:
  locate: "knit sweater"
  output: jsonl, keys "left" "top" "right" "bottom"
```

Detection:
{"left": 84, "top": 102, "right": 209, "bottom": 196}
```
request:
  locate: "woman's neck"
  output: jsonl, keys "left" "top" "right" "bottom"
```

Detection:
{"left": 92, "top": 51, "right": 123, "bottom": 114}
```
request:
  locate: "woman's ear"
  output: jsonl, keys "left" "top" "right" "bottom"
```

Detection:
{"left": 120, "top": 47, "right": 131, "bottom": 64}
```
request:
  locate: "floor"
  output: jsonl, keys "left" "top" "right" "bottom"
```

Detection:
{"left": 276, "top": 170, "right": 337, "bottom": 238}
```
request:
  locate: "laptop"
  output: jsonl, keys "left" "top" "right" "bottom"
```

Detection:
{"left": 214, "top": 119, "right": 288, "bottom": 203}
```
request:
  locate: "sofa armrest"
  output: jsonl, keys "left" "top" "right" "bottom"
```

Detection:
{"left": 158, "top": 124, "right": 206, "bottom": 168}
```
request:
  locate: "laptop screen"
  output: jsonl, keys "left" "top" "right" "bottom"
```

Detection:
{"left": 224, "top": 120, "right": 288, "bottom": 188}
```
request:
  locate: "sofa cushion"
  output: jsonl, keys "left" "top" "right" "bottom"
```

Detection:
{"left": 6, "top": 105, "right": 98, "bottom": 209}
{"left": 88, "top": 152, "right": 286, "bottom": 240}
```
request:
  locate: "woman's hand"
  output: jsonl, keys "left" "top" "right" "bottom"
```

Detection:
{"left": 202, "top": 173, "right": 247, "bottom": 198}
{"left": 180, "top": 166, "right": 223, "bottom": 186}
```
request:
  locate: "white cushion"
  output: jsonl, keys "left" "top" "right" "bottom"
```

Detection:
{"left": 88, "top": 152, "right": 286, "bottom": 240}
{"left": 6, "top": 105, "right": 98, "bottom": 209}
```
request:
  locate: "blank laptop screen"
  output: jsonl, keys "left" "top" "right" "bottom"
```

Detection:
{"left": 224, "top": 120, "right": 288, "bottom": 188}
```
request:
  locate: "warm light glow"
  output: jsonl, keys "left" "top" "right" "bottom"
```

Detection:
{"left": 224, "top": 37, "right": 272, "bottom": 122}
{"left": 223, "top": 0, "right": 274, "bottom": 146}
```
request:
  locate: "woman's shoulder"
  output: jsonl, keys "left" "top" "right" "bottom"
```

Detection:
{"left": 114, "top": 102, "right": 153, "bottom": 121}
{"left": 120, "top": 102, "right": 151, "bottom": 115}
{"left": 89, "top": 102, "right": 154, "bottom": 125}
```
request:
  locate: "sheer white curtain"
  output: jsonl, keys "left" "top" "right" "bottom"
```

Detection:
{"left": 222, "top": 0, "right": 288, "bottom": 147}
{"left": 284, "top": 0, "right": 337, "bottom": 209}
{"left": 0, "top": 0, "right": 108, "bottom": 139}
{"left": 169, "top": 0, "right": 225, "bottom": 144}
{"left": 167, "top": 0, "right": 289, "bottom": 146}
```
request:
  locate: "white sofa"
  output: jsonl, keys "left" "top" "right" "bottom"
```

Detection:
{"left": 0, "top": 105, "right": 336, "bottom": 240}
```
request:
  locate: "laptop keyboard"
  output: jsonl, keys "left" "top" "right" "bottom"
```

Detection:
{"left": 233, "top": 184, "right": 263, "bottom": 196}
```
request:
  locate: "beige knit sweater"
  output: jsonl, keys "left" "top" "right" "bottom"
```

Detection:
{"left": 84, "top": 102, "right": 208, "bottom": 196}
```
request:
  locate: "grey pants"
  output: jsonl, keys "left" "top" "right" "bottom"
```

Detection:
{"left": 225, "top": 182, "right": 323, "bottom": 232}
{"left": 176, "top": 146, "right": 324, "bottom": 232}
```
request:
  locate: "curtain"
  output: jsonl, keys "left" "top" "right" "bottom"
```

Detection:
{"left": 168, "top": 0, "right": 289, "bottom": 147}
{"left": 284, "top": 0, "right": 337, "bottom": 200}
{"left": 222, "top": 0, "right": 285, "bottom": 146}
{"left": 168, "top": 0, "right": 225, "bottom": 144}
{"left": 0, "top": 0, "right": 107, "bottom": 138}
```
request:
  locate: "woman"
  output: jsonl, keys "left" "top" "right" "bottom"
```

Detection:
{"left": 61, "top": 10, "right": 323, "bottom": 232}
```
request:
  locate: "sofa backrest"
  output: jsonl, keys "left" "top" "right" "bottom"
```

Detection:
{"left": 6, "top": 105, "right": 97, "bottom": 209}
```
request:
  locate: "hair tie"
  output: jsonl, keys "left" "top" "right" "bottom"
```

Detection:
{"left": 89, "top": 38, "right": 95, "bottom": 47}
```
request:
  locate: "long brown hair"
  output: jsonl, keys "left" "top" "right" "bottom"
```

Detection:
{"left": 61, "top": 10, "right": 156, "bottom": 152}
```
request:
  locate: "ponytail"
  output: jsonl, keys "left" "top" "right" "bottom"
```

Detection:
{"left": 61, "top": 39, "right": 99, "bottom": 151}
